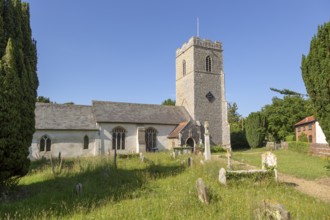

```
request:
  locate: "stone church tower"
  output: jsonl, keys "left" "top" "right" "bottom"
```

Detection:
{"left": 176, "top": 37, "right": 230, "bottom": 147}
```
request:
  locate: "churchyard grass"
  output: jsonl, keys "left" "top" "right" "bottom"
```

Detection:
{"left": 233, "top": 147, "right": 330, "bottom": 180}
{"left": 1, "top": 152, "right": 330, "bottom": 219}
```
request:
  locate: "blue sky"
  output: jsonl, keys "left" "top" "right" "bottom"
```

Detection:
{"left": 25, "top": 0, "right": 329, "bottom": 116}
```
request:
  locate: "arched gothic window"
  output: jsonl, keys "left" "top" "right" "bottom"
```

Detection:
{"left": 40, "top": 135, "right": 51, "bottom": 152}
{"left": 112, "top": 127, "right": 126, "bottom": 150}
{"left": 182, "top": 60, "right": 186, "bottom": 76}
{"left": 145, "top": 127, "right": 157, "bottom": 152}
{"left": 206, "top": 56, "right": 212, "bottom": 72}
{"left": 83, "top": 135, "right": 89, "bottom": 149}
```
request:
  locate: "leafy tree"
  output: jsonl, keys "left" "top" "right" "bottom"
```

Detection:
{"left": 301, "top": 21, "right": 330, "bottom": 142}
{"left": 228, "top": 102, "right": 244, "bottom": 131}
{"left": 228, "top": 102, "right": 249, "bottom": 149}
{"left": 262, "top": 96, "right": 313, "bottom": 142}
{"left": 36, "top": 96, "right": 51, "bottom": 103}
{"left": 161, "top": 98, "right": 175, "bottom": 106}
{"left": 0, "top": 0, "right": 38, "bottom": 193}
{"left": 245, "top": 112, "right": 266, "bottom": 148}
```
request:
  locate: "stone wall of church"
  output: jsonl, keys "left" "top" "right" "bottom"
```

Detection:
{"left": 176, "top": 37, "right": 230, "bottom": 146}
{"left": 176, "top": 43, "right": 195, "bottom": 117}
{"left": 29, "top": 130, "right": 99, "bottom": 160}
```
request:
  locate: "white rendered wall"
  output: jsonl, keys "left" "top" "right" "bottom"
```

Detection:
{"left": 315, "top": 122, "right": 328, "bottom": 144}
{"left": 29, "top": 130, "right": 99, "bottom": 160}
{"left": 98, "top": 123, "right": 177, "bottom": 154}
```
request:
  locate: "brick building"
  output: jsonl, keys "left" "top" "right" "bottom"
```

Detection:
{"left": 294, "top": 116, "right": 328, "bottom": 144}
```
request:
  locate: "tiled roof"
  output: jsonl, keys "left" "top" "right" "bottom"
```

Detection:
{"left": 168, "top": 121, "right": 190, "bottom": 138}
{"left": 35, "top": 103, "right": 98, "bottom": 130}
{"left": 92, "top": 101, "right": 191, "bottom": 125}
{"left": 294, "top": 116, "right": 316, "bottom": 127}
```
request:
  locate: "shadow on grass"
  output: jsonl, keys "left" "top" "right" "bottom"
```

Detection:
{"left": 0, "top": 158, "right": 186, "bottom": 219}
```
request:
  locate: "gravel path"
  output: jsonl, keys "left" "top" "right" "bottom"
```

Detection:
{"left": 278, "top": 173, "right": 330, "bottom": 203}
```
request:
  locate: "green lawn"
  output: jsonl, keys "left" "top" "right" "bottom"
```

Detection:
{"left": 232, "top": 147, "right": 330, "bottom": 180}
{"left": 1, "top": 152, "right": 329, "bottom": 219}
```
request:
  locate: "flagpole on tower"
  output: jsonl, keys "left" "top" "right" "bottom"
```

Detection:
{"left": 197, "top": 17, "right": 199, "bottom": 37}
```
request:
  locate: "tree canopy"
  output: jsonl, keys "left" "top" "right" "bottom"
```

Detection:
{"left": 262, "top": 96, "right": 313, "bottom": 142}
{"left": 36, "top": 96, "right": 51, "bottom": 103}
{"left": 270, "top": 87, "right": 306, "bottom": 97}
{"left": 301, "top": 21, "right": 330, "bottom": 142}
{"left": 161, "top": 98, "right": 175, "bottom": 106}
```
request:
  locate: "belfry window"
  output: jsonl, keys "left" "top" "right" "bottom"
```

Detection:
{"left": 182, "top": 60, "right": 186, "bottom": 76}
{"left": 40, "top": 135, "right": 51, "bottom": 152}
{"left": 206, "top": 56, "right": 212, "bottom": 72}
{"left": 83, "top": 135, "right": 89, "bottom": 149}
{"left": 112, "top": 127, "right": 126, "bottom": 150}
{"left": 145, "top": 127, "right": 157, "bottom": 152}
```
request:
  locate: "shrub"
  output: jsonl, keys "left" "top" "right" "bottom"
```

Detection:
{"left": 231, "top": 130, "right": 249, "bottom": 150}
{"left": 211, "top": 145, "right": 226, "bottom": 153}
{"left": 288, "top": 141, "right": 310, "bottom": 154}
{"left": 325, "top": 158, "right": 330, "bottom": 172}
{"left": 298, "top": 133, "right": 308, "bottom": 142}
{"left": 285, "top": 135, "right": 296, "bottom": 142}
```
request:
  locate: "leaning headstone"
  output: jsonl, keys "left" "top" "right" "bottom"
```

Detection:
{"left": 219, "top": 168, "right": 226, "bottom": 185}
{"left": 188, "top": 157, "right": 193, "bottom": 167}
{"left": 172, "top": 151, "right": 176, "bottom": 159}
{"left": 75, "top": 183, "right": 83, "bottom": 196}
{"left": 261, "top": 151, "right": 277, "bottom": 170}
{"left": 254, "top": 200, "right": 290, "bottom": 220}
{"left": 196, "top": 178, "right": 209, "bottom": 204}
{"left": 139, "top": 152, "right": 144, "bottom": 162}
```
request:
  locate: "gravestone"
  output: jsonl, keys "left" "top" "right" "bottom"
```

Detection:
{"left": 140, "top": 152, "right": 145, "bottom": 162}
{"left": 196, "top": 178, "right": 209, "bottom": 204}
{"left": 75, "top": 183, "right": 83, "bottom": 196}
{"left": 172, "top": 151, "right": 176, "bottom": 159}
{"left": 261, "top": 151, "right": 277, "bottom": 169}
{"left": 219, "top": 168, "right": 226, "bottom": 185}
{"left": 254, "top": 200, "right": 290, "bottom": 220}
{"left": 188, "top": 157, "right": 193, "bottom": 167}
{"left": 204, "top": 121, "right": 211, "bottom": 161}
{"left": 261, "top": 151, "right": 278, "bottom": 182}
{"left": 226, "top": 147, "right": 232, "bottom": 170}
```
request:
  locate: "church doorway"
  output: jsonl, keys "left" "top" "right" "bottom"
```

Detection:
{"left": 186, "top": 138, "right": 195, "bottom": 148}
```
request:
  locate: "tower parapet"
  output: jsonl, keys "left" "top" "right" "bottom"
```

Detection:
{"left": 176, "top": 37, "right": 222, "bottom": 57}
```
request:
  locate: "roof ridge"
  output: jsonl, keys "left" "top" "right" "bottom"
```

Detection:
{"left": 36, "top": 102, "right": 92, "bottom": 108}
{"left": 92, "top": 100, "right": 182, "bottom": 108}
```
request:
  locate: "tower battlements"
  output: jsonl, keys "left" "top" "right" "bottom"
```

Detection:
{"left": 176, "top": 37, "right": 222, "bottom": 57}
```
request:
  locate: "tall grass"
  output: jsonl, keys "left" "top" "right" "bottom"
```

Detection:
{"left": 233, "top": 147, "right": 330, "bottom": 180}
{"left": 1, "top": 152, "right": 329, "bottom": 219}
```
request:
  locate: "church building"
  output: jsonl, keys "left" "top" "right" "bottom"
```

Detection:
{"left": 29, "top": 37, "right": 231, "bottom": 160}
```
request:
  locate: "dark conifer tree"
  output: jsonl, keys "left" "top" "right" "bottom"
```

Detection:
{"left": 0, "top": 0, "right": 38, "bottom": 192}
{"left": 302, "top": 21, "right": 330, "bottom": 142}
{"left": 245, "top": 112, "right": 266, "bottom": 148}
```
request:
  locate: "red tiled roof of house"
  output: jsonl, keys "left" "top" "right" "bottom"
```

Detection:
{"left": 168, "top": 121, "right": 189, "bottom": 138}
{"left": 294, "top": 116, "right": 316, "bottom": 127}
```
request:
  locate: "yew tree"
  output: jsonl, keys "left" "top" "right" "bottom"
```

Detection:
{"left": 301, "top": 21, "right": 330, "bottom": 142}
{"left": 0, "top": 0, "right": 38, "bottom": 192}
